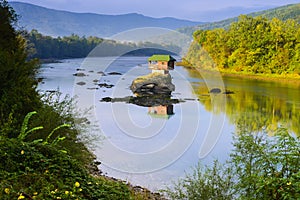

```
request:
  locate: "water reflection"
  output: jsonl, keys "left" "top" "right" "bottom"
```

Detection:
{"left": 186, "top": 68, "right": 300, "bottom": 135}
{"left": 100, "top": 94, "right": 178, "bottom": 119}
{"left": 148, "top": 105, "right": 174, "bottom": 119}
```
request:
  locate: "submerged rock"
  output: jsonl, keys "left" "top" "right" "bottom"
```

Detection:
{"left": 98, "top": 83, "right": 114, "bottom": 88}
{"left": 209, "top": 88, "right": 221, "bottom": 94}
{"left": 209, "top": 88, "right": 235, "bottom": 94}
{"left": 76, "top": 81, "right": 86, "bottom": 86}
{"left": 73, "top": 72, "right": 86, "bottom": 77}
{"left": 130, "top": 73, "right": 175, "bottom": 95}
{"left": 97, "top": 71, "right": 106, "bottom": 76}
{"left": 108, "top": 72, "right": 122, "bottom": 75}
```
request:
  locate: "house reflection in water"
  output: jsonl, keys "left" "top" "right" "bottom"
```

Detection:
{"left": 148, "top": 105, "right": 174, "bottom": 119}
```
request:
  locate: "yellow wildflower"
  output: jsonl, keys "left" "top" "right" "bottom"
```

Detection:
{"left": 4, "top": 188, "right": 10, "bottom": 194}
{"left": 33, "top": 192, "right": 38, "bottom": 195}
{"left": 287, "top": 182, "right": 292, "bottom": 186}
{"left": 56, "top": 197, "right": 61, "bottom": 199}
{"left": 65, "top": 191, "right": 69, "bottom": 195}
{"left": 74, "top": 182, "right": 80, "bottom": 187}
{"left": 21, "top": 150, "right": 25, "bottom": 155}
{"left": 18, "top": 194, "right": 25, "bottom": 200}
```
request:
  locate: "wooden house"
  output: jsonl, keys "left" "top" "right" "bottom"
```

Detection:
{"left": 148, "top": 54, "right": 176, "bottom": 74}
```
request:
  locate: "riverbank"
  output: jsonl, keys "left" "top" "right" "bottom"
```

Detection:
{"left": 177, "top": 62, "right": 300, "bottom": 86}
{"left": 219, "top": 69, "right": 300, "bottom": 84}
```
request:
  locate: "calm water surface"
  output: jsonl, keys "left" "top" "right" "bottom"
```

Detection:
{"left": 38, "top": 57, "right": 300, "bottom": 190}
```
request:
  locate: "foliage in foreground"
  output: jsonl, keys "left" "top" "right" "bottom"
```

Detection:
{"left": 0, "top": 138, "right": 133, "bottom": 200}
{"left": 163, "top": 128, "right": 300, "bottom": 199}
{"left": 163, "top": 161, "right": 234, "bottom": 200}
{"left": 0, "top": 1, "right": 163, "bottom": 199}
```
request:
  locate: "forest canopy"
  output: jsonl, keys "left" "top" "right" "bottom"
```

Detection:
{"left": 26, "top": 30, "right": 181, "bottom": 59}
{"left": 185, "top": 15, "right": 300, "bottom": 76}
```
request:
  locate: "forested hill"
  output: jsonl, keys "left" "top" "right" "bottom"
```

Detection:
{"left": 25, "top": 30, "right": 181, "bottom": 59}
{"left": 184, "top": 15, "right": 300, "bottom": 77}
{"left": 179, "top": 3, "right": 300, "bottom": 35}
{"left": 9, "top": 1, "right": 203, "bottom": 37}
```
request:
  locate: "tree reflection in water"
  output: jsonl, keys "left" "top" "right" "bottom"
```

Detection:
{"left": 186, "top": 68, "right": 300, "bottom": 136}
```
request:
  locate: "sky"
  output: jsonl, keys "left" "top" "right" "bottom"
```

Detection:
{"left": 8, "top": 0, "right": 300, "bottom": 21}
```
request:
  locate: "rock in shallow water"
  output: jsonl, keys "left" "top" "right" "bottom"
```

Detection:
{"left": 130, "top": 73, "right": 175, "bottom": 95}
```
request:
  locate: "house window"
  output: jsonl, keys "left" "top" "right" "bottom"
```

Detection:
{"left": 161, "top": 62, "right": 165, "bottom": 65}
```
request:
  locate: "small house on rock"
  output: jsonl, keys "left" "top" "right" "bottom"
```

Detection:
{"left": 148, "top": 54, "right": 176, "bottom": 74}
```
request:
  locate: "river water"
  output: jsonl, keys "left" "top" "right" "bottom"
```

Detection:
{"left": 38, "top": 56, "right": 300, "bottom": 191}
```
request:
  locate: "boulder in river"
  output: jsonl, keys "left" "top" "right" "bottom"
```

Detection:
{"left": 209, "top": 88, "right": 221, "bottom": 94}
{"left": 130, "top": 72, "right": 175, "bottom": 95}
{"left": 108, "top": 72, "right": 122, "bottom": 75}
{"left": 73, "top": 72, "right": 86, "bottom": 77}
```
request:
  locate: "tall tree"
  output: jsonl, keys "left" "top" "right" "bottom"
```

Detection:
{"left": 0, "top": 0, "right": 40, "bottom": 137}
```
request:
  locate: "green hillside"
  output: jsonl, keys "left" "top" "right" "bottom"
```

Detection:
{"left": 184, "top": 14, "right": 300, "bottom": 78}
{"left": 179, "top": 3, "right": 300, "bottom": 36}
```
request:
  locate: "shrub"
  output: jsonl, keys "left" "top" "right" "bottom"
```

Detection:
{"left": 164, "top": 128, "right": 300, "bottom": 199}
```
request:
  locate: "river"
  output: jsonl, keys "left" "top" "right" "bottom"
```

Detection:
{"left": 38, "top": 56, "right": 300, "bottom": 191}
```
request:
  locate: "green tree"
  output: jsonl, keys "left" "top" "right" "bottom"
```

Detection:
{"left": 185, "top": 15, "right": 300, "bottom": 76}
{"left": 0, "top": 0, "right": 41, "bottom": 137}
{"left": 165, "top": 128, "right": 300, "bottom": 199}
{"left": 231, "top": 128, "right": 300, "bottom": 199}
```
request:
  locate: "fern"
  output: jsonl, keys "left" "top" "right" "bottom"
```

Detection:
{"left": 18, "top": 111, "right": 43, "bottom": 141}
{"left": 43, "top": 124, "right": 71, "bottom": 145}
{"left": 18, "top": 111, "right": 70, "bottom": 147}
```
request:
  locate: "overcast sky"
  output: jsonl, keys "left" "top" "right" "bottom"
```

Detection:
{"left": 9, "top": 0, "right": 300, "bottom": 21}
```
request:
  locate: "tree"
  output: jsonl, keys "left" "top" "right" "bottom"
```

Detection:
{"left": 186, "top": 15, "right": 300, "bottom": 76}
{"left": 0, "top": 0, "right": 41, "bottom": 137}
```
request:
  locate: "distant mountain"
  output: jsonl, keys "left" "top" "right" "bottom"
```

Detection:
{"left": 179, "top": 3, "right": 300, "bottom": 36}
{"left": 9, "top": 1, "right": 203, "bottom": 37}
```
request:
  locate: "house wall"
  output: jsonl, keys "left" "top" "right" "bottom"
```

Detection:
{"left": 149, "top": 61, "right": 168, "bottom": 70}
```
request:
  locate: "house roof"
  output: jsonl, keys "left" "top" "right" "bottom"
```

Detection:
{"left": 148, "top": 55, "right": 176, "bottom": 62}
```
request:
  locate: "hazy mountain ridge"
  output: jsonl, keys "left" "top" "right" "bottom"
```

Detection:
{"left": 179, "top": 3, "right": 300, "bottom": 36}
{"left": 10, "top": 1, "right": 203, "bottom": 37}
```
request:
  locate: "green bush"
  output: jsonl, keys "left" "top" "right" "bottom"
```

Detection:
{"left": 164, "top": 128, "right": 300, "bottom": 199}
{"left": 162, "top": 160, "right": 234, "bottom": 200}
{"left": 231, "top": 128, "right": 300, "bottom": 199}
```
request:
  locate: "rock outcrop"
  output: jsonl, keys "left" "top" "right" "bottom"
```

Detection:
{"left": 130, "top": 73, "right": 175, "bottom": 95}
